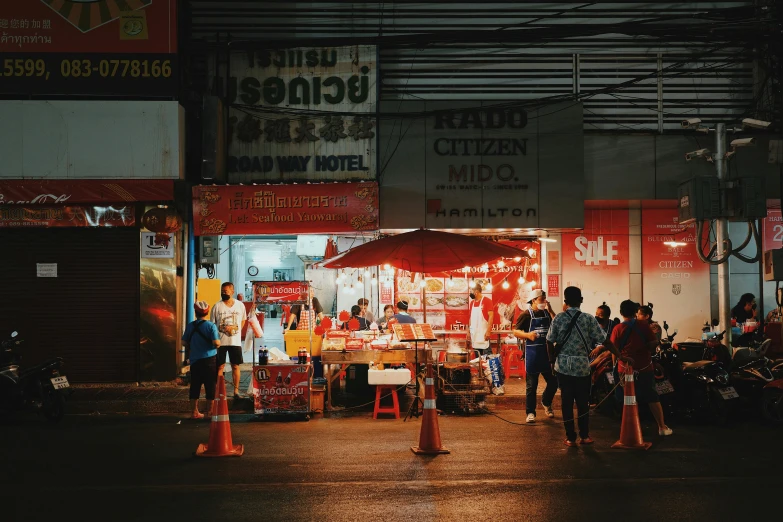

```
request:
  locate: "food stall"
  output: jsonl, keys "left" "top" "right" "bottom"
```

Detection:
{"left": 251, "top": 280, "right": 317, "bottom": 418}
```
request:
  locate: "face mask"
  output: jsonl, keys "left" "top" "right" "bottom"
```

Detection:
{"left": 221, "top": 293, "right": 231, "bottom": 301}
{"left": 469, "top": 293, "right": 476, "bottom": 300}
{"left": 537, "top": 303, "right": 547, "bottom": 311}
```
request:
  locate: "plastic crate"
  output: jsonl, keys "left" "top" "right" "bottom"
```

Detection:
{"left": 368, "top": 368, "right": 412, "bottom": 385}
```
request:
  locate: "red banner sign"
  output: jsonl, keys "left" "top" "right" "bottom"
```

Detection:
{"left": 193, "top": 182, "right": 379, "bottom": 236}
{"left": 253, "top": 364, "right": 310, "bottom": 415}
{"left": 0, "top": 205, "right": 135, "bottom": 228}
{"left": 253, "top": 281, "right": 309, "bottom": 304}
{"left": 641, "top": 208, "right": 710, "bottom": 339}
{"left": 0, "top": 180, "right": 173, "bottom": 204}
{"left": 0, "top": 2, "right": 177, "bottom": 96}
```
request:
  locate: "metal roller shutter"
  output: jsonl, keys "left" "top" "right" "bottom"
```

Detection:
{"left": 0, "top": 228, "right": 139, "bottom": 382}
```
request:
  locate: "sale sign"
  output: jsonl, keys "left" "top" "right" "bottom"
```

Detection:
{"left": 253, "top": 281, "right": 309, "bottom": 304}
{"left": 253, "top": 364, "right": 310, "bottom": 415}
{"left": 562, "top": 209, "right": 630, "bottom": 317}
{"left": 193, "top": 182, "right": 379, "bottom": 236}
{"left": 641, "top": 208, "right": 710, "bottom": 339}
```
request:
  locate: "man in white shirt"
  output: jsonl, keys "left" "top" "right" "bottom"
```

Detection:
{"left": 210, "top": 282, "right": 248, "bottom": 399}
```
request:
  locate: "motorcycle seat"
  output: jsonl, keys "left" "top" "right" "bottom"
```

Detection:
{"left": 682, "top": 360, "right": 714, "bottom": 370}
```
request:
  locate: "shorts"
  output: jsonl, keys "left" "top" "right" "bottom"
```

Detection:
{"left": 634, "top": 371, "right": 660, "bottom": 403}
{"left": 190, "top": 356, "right": 217, "bottom": 400}
{"left": 218, "top": 345, "right": 243, "bottom": 366}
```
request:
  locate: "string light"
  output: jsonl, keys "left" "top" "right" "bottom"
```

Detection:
{"left": 513, "top": 256, "right": 522, "bottom": 262}
{"left": 485, "top": 282, "right": 493, "bottom": 291}
{"left": 462, "top": 266, "right": 471, "bottom": 272}
{"left": 497, "top": 260, "right": 505, "bottom": 268}
{"left": 518, "top": 276, "right": 525, "bottom": 284}
{"left": 531, "top": 263, "right": 540, "bottom": 272}
{"left": 470, "top": 278, "right": 476, "bottom": 289}
{"left": 480, "top": 263, "right": 489, "bottom": 272}
{"left": 364, "top": 269, "right": 371, "bottom": 276}
{"left": 527, "top": 248, "right": 536, "bottom": 257}
{"left": 502, "top": 279, "right": 510, "bottom": 290}
{"left": 356, "top": 276, "right": 364, "bottom": 289}
{"left": 371, "top": 274, "right": 377, "bottom": 286}
{"left": 419, "top": 279, "right": 427, "bottom": 288}
{"left": 383, "top": 263, "right": 391, "bottom": 270}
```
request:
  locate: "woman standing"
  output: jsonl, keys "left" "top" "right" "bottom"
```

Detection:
{"left": 379, "top": 304, "right": 395, "bottom": 331}
{"left": 297, "top": 297, "right": 325, "bottom": 331}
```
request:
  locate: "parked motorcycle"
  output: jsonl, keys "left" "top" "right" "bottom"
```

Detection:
{"left": 0, "top": 331, "right": 70, "bottom": 422}
{"left": 761, "top": 378, "right": 783, "bottom": 425}
{"left": 659, "top": 327, "right": 739, "bottom": 424}
{"left": 589, "top": 348, "right": 619, "bottom": 416}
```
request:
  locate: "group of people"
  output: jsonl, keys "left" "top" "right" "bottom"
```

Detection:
{"left": 181, "top": 282, "right": 255, "bottom": 420}
{"left": 511, "top": 286, "right": 672, "bottom": 447}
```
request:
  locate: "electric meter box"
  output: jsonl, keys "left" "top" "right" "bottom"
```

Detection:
{"left": 764, "top": 249, "right": 783, "bottom": 282}
{"left": 199, "top": 236, "right": 220, "bottom": 264}
{"left": 678, "top": 176, "right": 720, "bottom": 225}
{"left": 731, "top": 176, "right": 766, "bottom": 221}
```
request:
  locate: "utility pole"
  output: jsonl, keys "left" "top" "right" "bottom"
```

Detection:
{"left": 714, "top": 123, "right": 732, "bottom": 347}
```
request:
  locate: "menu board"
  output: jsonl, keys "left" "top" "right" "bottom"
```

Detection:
{"left": 393, "top": 323, "right": 437, "bottom": 341}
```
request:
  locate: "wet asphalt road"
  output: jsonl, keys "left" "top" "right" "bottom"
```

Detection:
{"left": 1, "top": 409, "right": 781, "bottom": 522}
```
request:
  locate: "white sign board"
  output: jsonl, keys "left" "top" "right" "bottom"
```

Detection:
{"left": 213, "top": 46, "right": 377, "bottom": 182}
{"left": 37, "top": 263, "right": 57, "bottom": 277}
{"left": 141, "top": 233, "right": 175, "bottom": 258}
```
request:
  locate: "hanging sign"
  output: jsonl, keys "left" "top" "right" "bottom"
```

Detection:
{"left": 764, "top": 209, "right": 783, "bottom": 251}
{"left": 253, "top": 281, "right": 310, "bottom": 304}
{"left": 141, "top": 232, "right": 175, "bottom": 258}
{"left": 193, "top": 182, "right": 378, "bottom": 235}
{"left": 0, "top": 179, "right": 174, "bottom": 204}
{"left": 36, "top": 263, "right": 57, "bottom": 277}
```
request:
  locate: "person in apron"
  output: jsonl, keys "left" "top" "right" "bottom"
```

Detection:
{"left": 513, "top": 289, "right": 557, "bottom": 423}
{"left": 469, "top": 283, "right": 494, "bottom": 356}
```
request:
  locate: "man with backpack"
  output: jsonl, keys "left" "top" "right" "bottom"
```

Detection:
{"left": 610, "top": 300, "right": 673, "bottom": 437}
{"left": 546, "top": 287, "right": 632, "bottom": 447}
{"left": 182, "top": 300, "right": 221, "bottom": 420}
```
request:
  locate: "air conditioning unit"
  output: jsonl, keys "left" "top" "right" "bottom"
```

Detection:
{"left": 296, "top": 235, "right": 328, "bottom": 264}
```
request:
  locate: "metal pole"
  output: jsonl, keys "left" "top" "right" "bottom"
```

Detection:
{"left": 715, "top": 123, "right": 732, "bottom": 348}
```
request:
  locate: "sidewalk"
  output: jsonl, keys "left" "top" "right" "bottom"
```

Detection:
{"left": 67, "top": 369, "right": 554, "bottom": 415}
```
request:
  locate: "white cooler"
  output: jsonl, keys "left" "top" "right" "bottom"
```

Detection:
{"left": 368, "top": 368, "right": 412, "bottom": 385}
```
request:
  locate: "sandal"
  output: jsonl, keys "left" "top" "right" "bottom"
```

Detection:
{"left": 564, "top": 439, "right": 578, "bottom": 447}
{"left": 579, "top": 437, "right": 594, "bottom": 445}
{"left": 190, "top": 412, "right": 205, "bottom": 420}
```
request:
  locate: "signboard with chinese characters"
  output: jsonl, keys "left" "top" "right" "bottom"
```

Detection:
{"left": 0, "top": 1, "right": 177, "bottom": 96}
{"left": 213, "top": 46, "right": 377, "bottom": 182}
{"left": 379, "top": 101, "right": 584, "bottom": 230}
{"left": 192, "top": 182, "right": 379, "bottom": 235}
{"left": 0, "top": 205, "right": 135, "bottom": 228}
{"left": 252, "top": 281, "right": 309, "bottom": 304}
{"left": 253, "top": 364, "right": 311, "bottom": 416}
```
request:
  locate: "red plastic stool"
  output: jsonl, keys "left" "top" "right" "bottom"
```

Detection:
{"left": 373, "top": 385, "right": 400, "bottom": 419}
{"left": 502, "top": 348, "right": 526, "bottom": 379}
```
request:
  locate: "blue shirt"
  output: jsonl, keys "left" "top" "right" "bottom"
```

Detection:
{"left": 182, "top": 319, "right": 220, "bottom": 362}
{"left": 392, "top": 313, "right": 417, "bottom": 324}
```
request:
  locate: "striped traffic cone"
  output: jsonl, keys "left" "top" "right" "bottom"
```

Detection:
{"left": 194, "top": 376, "right": 244, "bottom": 458}
{"left": 611, "top": 365, "right": 652, "bottom": 450}
{"left": 411, "top": 362, "right": 450, "bottom": 455}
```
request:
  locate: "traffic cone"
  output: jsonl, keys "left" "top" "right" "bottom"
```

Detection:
{"left": 195, "top": 376, "right": 244, "bottom": 458}
{"left": 612, "top": 365, "right": 652, "bottom": 450}
{"left": 411, "top": 362, "right": 450, "bottom": 455}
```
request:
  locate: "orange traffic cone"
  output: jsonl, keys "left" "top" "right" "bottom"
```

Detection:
{"left": 195, "top": 376, "right": 244, "bottom": 458}
{"left": 411, "top": 362, "right": 450, "bottom": 455}
{"left": 612, "top": 365, "right": 652, "bottom": 450}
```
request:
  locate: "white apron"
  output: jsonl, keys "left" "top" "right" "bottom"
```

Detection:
{"left": 470, "top": 297, "right": 490, "bottom": 349}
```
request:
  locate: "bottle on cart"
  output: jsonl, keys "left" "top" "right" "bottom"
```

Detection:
{"left": 276, "top": 371, "right": 283, "bottom": 386}
{"left": 284, "top": 371, "right": 292, "bottom": 385}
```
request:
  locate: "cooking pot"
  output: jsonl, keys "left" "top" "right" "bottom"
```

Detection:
{"left": 445, "top": 352, "right": 469, "bottom": 363}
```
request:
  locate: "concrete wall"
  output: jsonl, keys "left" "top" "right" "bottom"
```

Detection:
{"left": 0, "top": 101, "right": 183, "bottom": 179}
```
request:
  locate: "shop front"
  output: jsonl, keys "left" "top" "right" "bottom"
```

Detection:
{"left": 0, "top": 179, "right": 179, "bottom": 382}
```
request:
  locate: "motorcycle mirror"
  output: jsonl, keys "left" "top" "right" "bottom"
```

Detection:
{"left": 11, "top": 331, "right": 17, "bottom": 338}
{"left": 712, "top": 318, "right": 720, "bottom": 327}
{"left": 663, "top": 321, "right": 669, "bottom": 331}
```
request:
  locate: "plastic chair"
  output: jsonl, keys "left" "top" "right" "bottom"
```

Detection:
{"left": 502, "top": 345, "right": 525, "bottom": 378}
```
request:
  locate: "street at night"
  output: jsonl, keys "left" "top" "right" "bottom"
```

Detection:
{"left": 2, "top": 410, "right": 780, "bottom": 521}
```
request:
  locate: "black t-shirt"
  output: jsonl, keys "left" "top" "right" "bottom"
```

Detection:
{"left": 516, "top": 308, "right": 549, "bottom": 332}
{"left": 732, "top": 304, "right": 753, "bottom": 324}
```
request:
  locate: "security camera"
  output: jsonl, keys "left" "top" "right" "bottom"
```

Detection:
{"left": 742, "top": 118, "right": 771, "bottom": 130}
{"left": 685, "top": 148, "right": 710, "bottom": 161}
{"left": 682, "top": 118, "right": 702, "bottom": 128}
{"left": 730, "top": 137, "right": 755, "bottom": 148}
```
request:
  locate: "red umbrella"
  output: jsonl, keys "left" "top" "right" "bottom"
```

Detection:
{"left": 321, "top": 229, "right": 529, "bottom": 272}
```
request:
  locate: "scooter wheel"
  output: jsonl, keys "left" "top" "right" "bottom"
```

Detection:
{"left": 708, "top": 387, "right": 730, "bottom": 426}
{"left": 43, "top": 388, "right": 66, "bottom": 423}
{"left": 761, "top": 388, "right": 783, "bottom": 426}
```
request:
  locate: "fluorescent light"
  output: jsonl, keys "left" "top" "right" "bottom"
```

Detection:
{"left": 664, "top": 241, "right": 687, "bottom": 247}
{"left": 539, "top": 238, "right": 556, "bottom": 243}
